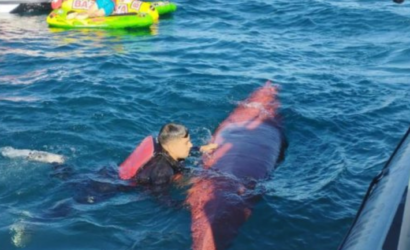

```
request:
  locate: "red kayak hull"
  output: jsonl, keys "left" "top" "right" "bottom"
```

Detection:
{"left": 187, "top": 82, "right": 285, "bottom": 250}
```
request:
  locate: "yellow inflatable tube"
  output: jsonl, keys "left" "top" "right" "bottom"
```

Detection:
{"left": 60, "top": 0, "right": 159, "bottom": 21}
{"left": 114, "top": 0, "right": 159, "bottom": 21}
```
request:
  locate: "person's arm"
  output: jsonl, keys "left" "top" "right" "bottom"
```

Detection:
{"left": 87, "top": 7, "right": 106, "bottom": 17}
{"left": 67, "top": 2, "right": 105, "bottom": 20}
{"left": 190, "top": 143, "right": 218, "bottom": 156}
{"left": 199, "top": 143, "right": 218, "bottom": 153}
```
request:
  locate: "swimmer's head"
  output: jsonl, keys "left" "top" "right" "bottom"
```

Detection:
{"left": 159, "top": 123, "right": 193, "bottom": 160}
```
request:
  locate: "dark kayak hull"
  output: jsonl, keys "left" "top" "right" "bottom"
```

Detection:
{"left": 187, "top": 82, "right": 285, "bottom": 250}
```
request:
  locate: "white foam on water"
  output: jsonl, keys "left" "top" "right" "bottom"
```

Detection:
{"left": 0, "top": 147, "right": 65, "bottom": 164}
{"left": 10, "top": 219, "right": 32, "bottom": 248}
{"left": 0, "top": 96, "right": 39, "bottom": 102}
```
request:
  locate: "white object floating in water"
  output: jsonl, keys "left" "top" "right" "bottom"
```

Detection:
{"left": 0, "top": 96, "right": 39, "bottom": 102}
{"left": 10, "top": 220, "right": 32, "bottom": 248}
{"left": 0, "top": 147, "right": 65, "bottom": 164}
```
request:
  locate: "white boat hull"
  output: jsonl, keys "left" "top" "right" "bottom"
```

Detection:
{"left": 0, "top": 3, "right": 19, "bottom": 12}
{"left": 339, "top": 127, "right": 410, "bottom": 250}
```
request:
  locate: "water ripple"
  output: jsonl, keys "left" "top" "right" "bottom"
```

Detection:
{"left": 1, "top": 0, "right": 410, "bottom": 249}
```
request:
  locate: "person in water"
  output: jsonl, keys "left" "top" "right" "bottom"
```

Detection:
{"left": 66, "top": 0, "right": 115, "bottom": 20}
{"left": 134, "top": 123, "right": 218, "bottom": 187}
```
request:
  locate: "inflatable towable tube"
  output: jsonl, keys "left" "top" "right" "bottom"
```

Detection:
{"left": 51, "top": 0, "right": 176, "bottom": 20}
{"left": 112, "top": 0, "right": 159, "bottom": 20}
{"left": 119, "top": 136, "right": 156, "bottom": 180}
{"left": 51, "top": 0, "right": 159, "bottom": 21}
{"left": 149, "top": 1, "right": 177, "bottom": 16}
{"left": 47, "top": 8, "right": 154, "bottom": 29}
{"left": 114, "top": 1, "right": 177, "bottom": 19}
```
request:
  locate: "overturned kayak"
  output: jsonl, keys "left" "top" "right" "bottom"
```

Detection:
{"left": 47, "top": 8, "right": 153, "bottom": 29}
{"left": 339, "top": 126, "right": 410, "bottom": 250}
{"left": 187, "top": 82, "right": 286, "bottom": 250}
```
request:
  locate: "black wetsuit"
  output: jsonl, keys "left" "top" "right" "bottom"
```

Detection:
{"left": 134, "top": 146, "right": 200, "bottom": 186}
{"left": 135, "top": 150, "right": 184, "bottom": 186}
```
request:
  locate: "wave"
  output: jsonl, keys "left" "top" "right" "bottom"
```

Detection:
{"left": 0, "top": 147, "right": 65, "bottom": 164}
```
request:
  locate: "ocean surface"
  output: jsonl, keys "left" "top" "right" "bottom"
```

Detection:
{"left": 1, "top": 0, "right": 410, "bottom": 249}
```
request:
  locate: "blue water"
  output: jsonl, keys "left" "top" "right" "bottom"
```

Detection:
{"left": 1, "top": 0, "right": 410, "bottom": 249}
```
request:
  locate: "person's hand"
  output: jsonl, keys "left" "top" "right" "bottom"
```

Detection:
{"left": 200, "top": 143, "right": 218, "bottom": 153}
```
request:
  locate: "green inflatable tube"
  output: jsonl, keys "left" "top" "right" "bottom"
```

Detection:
{"left": 47, "top": 9, "right": 154, "bottom": 29}
{"left": 151, "top": 1, "right": 177, "bottom": 15}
